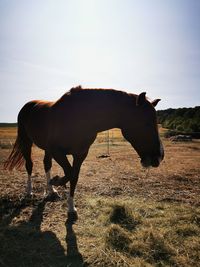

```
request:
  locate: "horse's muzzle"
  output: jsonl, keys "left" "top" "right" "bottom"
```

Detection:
{"left": 141, "top": 140, "right": 164, "bottom": 168}
{"left": 141, "top": 158, "right": 158, "bottom": 168}
{"left": 141, "top": 155, "right": 163, "bottom": 168}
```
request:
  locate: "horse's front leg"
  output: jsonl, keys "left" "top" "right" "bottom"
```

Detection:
{"left": 26, "top": 174, "right": 33, "bottom": 196}
{"left": 67, "top": 152, "right": 88, "bottom": 223}
{"left": 49, "top": 149, "right": 72, "bottom": 187}
{"left": 67, "top": 195, "right": 78, "bottom": 222}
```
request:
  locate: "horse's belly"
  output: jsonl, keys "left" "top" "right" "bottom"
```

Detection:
{"left": 50, "top": 130, "right": 97, "bottom": 155}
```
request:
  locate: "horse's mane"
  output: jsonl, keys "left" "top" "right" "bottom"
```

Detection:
{"left": 56, "top": 85, "right": 137, "bottom": 104}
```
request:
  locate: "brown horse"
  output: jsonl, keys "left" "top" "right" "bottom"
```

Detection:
{"left": 4, "top": 86, "right": 164, "bottom": 220}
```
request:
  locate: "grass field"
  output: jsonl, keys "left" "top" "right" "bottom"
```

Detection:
{"left": 0, "top": 127, "right": 200, "bottom": 266}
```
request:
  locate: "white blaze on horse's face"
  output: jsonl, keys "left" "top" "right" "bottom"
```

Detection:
{"left": 126, "top": 92, "right": 164, "bottom": 168}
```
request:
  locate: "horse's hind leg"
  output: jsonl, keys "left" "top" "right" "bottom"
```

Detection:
{"left": 23, "top": 143, "right": 33, "bottom": 196}
{"left": 43, "top": 151, "right": 59, "bottom": 198}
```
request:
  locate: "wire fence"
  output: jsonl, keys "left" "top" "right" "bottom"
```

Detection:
{"left": 0, "top": 129, "right": 126, "bottom": 150}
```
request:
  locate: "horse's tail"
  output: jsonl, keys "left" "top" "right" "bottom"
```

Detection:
{"left": 4, "top": 102, "right": 34, "bottom": 171}
{"left": 4, "top": 130, "right": 25, "bottom": 171}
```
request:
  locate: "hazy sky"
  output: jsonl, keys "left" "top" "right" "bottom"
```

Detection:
{"left": 0, "top": 0, "right": 200, "bottom": 122}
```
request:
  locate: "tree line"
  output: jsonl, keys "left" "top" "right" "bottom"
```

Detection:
{"left": 0, "top": 123, "right": 17, "bottom": 127}
{"left": 157, "top": 106, "right": 200, "bottom": 136}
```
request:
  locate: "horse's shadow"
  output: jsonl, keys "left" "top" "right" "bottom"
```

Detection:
{"left": 0, "top": 197, "right": 87, "bottom": 267}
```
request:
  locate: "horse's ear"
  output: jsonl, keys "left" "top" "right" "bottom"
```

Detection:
{"left": 137, "top": 92, "right": 146, "bottom": 106}
{"left": 152, "top": 99, "right": 161, "bottom": 107}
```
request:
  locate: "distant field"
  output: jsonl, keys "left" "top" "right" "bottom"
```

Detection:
{"left": 0, "top": 125, "right": 165, "bottom": 148}
{"left": 0, "top": 126, "right": 200, "bottom": 266}
{"left": 0, "top": 127, "right": 17, "bottom": 139}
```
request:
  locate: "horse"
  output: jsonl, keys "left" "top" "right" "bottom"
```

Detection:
{"left": 4, "top": 86, "right": 164, "bottom": 221}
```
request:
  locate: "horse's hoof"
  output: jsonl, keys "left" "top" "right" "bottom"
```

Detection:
{"left": 67, "top": 211, "right": 78, "bottom": 224}
{"left": 50, "top": 176, "right": 69, "bottom": 187}
{"left": 25, "top": 192, "right": 33, "bottom": 199}
{"left": 44, "top": 191, "right": 61, "bottom": 201}
{"left": 49, "top": 175, "right": 60, "bottom": 186}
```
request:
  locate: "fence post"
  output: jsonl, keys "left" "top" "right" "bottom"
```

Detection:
{"left": 107, "top": 130, "right": 110, "bottom": 155}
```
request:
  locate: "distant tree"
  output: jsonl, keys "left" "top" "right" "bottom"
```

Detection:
{"left": 157, "top": 106, "right": 200, "bottom": 134}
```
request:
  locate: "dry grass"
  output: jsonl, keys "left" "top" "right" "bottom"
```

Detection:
{"left": 0, "top": 127, "right": 17, "bottom": 140}
{"left": 77, "top": 197, "right": 200, "bottom": 266}
{"left": 0, "top": 126, "right": 200, "bottom": 266}
{"left": 0, "top": 127, "right": 17, "bottom": 149}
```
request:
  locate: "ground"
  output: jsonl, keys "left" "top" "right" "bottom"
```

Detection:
{"left": 0, "top": 128, "right": 200, "bottom": 266}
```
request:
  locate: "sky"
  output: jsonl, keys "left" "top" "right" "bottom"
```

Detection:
{"left": 0, "top": 0, "right": 200, "bottom": 122}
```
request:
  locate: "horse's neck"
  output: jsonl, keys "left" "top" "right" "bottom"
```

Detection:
{"left": 93, "top": 96, "right": 135, "bottom": 132}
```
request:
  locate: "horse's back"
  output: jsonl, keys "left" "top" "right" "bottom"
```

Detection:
{"left": 50, "top": 89, "right": 123, "bottom": 153}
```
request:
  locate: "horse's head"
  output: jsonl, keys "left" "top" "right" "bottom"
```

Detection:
{"left": 121, "top": 92, "right": 164, "bottom": 168}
